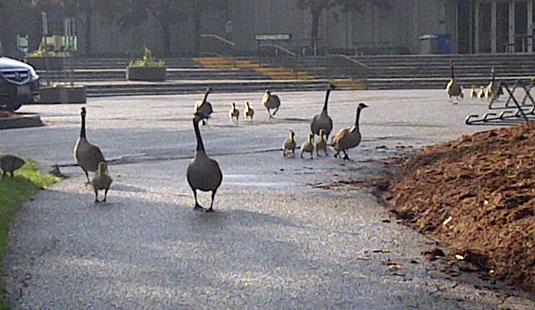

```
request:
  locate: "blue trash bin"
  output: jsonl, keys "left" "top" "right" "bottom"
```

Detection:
{"left": 436, "top": 34, "right": 451, "bottom": 54}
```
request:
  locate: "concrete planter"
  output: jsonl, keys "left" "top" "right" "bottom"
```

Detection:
{"left": 126, "top": 66, "right": 167, "bottom": 81}
{"left": 39, "top": 85, "right": 87, "bottom": 104}
{"left": 25, "top": 57, "right": 66, "bottom": 70}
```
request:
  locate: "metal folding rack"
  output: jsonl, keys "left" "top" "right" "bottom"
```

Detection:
{"left": 465, "top": 79, "right": 535, "bottom": 126}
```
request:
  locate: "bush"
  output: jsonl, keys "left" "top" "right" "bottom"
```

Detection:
{"left": 128, "top": 47, "right": 165, "bottom": 68}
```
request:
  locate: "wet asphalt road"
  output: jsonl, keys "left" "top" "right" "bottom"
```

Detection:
{"left": 1, "top": 89, "right": 534, "bottom": 309}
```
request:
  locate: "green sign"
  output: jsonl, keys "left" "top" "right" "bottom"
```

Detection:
{"left": 255, "top": 34, "right": 292, "bottom": 41}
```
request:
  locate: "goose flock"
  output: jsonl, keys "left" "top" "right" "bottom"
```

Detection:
{"left": 62, "top": 85, "right": 370, "bottom": 211}
{"left": 447, "top": 65, "right": 503, "bottom": 102}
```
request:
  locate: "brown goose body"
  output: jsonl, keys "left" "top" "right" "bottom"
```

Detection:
{"left": 311, "top": 86, "right": 334, "bottom": 140}
{"left": 315, "top": 129, "right": 328, "bottom": 156}
{"left": 229, "top": 102, "right": 240, "bottom": 122}
{"left": 244, "top": 102, "right": 254, "bottom": 120}
{"left": 186, "top": 112, "right": 223, "bottom": 212}
{"left": 446, "top": 65, "right": 463, "bottom": 99}
{"left": 300, "top": 133, "right": 315, "bottom": 159}
{"left": 262, "top": 90, "right": 281, "bottom": 118}
{"left": 0, "top": 154, "right": 25, "bottom": 178}
{"left": 91, "top": 161, "right": 113, "bottom": 203}
{"left": 282, "top": 130, "right": 296, "bottom": 157}
{"left": 331, "top": 103, "right": 368, "bottom": 160}
{"left": 74, "top": 107, "right": 106, "bottom": 183}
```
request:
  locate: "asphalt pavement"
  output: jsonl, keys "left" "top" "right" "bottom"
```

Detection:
{"left": 1, "top": 89, "right": 534, "bottom": 309}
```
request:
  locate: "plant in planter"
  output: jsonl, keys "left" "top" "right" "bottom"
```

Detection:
{"left": 25, "top": 48, "right": 67, "bottom": 70}
{"left": 126, "top": 47, "right": 167, "bottom": 81}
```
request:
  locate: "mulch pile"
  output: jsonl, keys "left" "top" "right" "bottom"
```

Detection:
{"left": 385, "top": 122, "right": 535, "bottom": 293}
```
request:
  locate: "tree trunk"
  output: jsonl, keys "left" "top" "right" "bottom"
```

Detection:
{"left": 311, "top": 8, "right": 321, "bottom": 49}
{"left": 84, "top": 14, "right": 92, "bottom": 56}
{"left": 161, "top": 20, "right": 171, "bottom": 57}
{"left": 193, "top": 2, "right": 201, "bottom": 55}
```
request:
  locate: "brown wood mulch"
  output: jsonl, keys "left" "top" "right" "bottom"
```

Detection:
{"left": 385, "top": 122, "right": 535, "bottom": 293}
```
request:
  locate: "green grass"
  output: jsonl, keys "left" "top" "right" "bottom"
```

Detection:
{"left": 0, "top": 160, "right": 60, "bottom": 310}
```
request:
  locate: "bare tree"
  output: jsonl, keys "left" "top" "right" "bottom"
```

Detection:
{"left": 296, "top": 0, "right": 391, "bottom": 48}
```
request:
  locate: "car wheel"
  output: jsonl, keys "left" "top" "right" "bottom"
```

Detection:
{"left": 0, "top": 97, "right": 23, "bottom": 112}
{"left": 7, "top": 100, "right": 23, "bottom": 112}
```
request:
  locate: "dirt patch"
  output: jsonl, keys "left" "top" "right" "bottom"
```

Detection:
{"left": 384, "top": 122, "right": 535, "bottom": 293}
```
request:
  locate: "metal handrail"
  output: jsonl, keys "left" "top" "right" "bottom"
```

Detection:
{"left": 258, "top": 43, "right": 297, "bottom": 57}
{"left": 338, "top": 54, "right": 369, "bottom": 69}
{"left": 199, "top": 34, "right": 236, "bottom": 66}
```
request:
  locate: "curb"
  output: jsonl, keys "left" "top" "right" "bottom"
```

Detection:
{"left": 0, "top": 114, "right": 44, "bottom": 130}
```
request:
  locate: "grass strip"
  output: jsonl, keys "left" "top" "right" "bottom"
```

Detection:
{"left": 0, "top": 160, "right": 60, "bottom": 310}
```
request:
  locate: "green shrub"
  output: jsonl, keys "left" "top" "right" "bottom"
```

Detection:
{"left": 128, "top": 47, "right": 165, "bottom": 68}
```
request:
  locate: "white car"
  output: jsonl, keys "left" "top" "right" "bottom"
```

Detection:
{"left": 0, "top": 56, "right": 40, "bottom": 111}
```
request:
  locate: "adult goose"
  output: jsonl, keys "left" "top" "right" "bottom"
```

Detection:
{"left": 331, "top": 103, "right": 368, "bottom": 160}
{"left": 74, "top": 107, "right": 105, "bottom": 183}
{"left": 194, "top": 87, "right": 213, "bottom": 125}
{"left": 186, "top": 112, "right": 223, "bottom": 212}
{"left": 486, "top": 67, "right": 502, "bottom": 100}
{"left": 446, "top": 64, "right": 463, "bottom": 100}
{"left": 310, "top": 84, "right": 334, "bottom": 142}
{"left": 262, "top": 90, "right": 281, "bottom": 118}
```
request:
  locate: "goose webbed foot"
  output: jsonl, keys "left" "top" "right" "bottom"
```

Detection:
{"left": 94, "top": 198, "right": 100, "bottom": 204}
{"left": 205, "top": 207, "right": 214, "bottom": 213}
{"left": 194, "top": 204, "right": 205, "bottom": 211}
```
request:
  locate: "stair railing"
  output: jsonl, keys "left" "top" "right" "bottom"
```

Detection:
{"left": 257, "top": 43, "right": 299, "bottom": 78}
{"left": 199, "top": 34, "right": 236, "bottom": 66}
{"left": 326, "top": 54, "right": 369, "bottom": 83}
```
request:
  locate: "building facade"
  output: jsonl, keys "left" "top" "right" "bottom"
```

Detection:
{"left": 1, "top": 0, "right": 534, "bottom": 57}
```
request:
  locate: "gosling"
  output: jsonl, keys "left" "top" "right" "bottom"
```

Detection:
{"left": 229, "top": 102, "right": 240, "bottom": 122}
{"left": 282, "top": 130, "right": 296, "bottom": 157}
{"left": 315, "top": 129, "right": 328, "bottom": 157}
{"left": 244, "top": 102, "right": 254, "bottom": 121}
{"left": 300, "top": 133, "right": 314, "bottom": 159}
{"left": 0, "top": 154, "right": 25, "bottom": 178}
{"left": 91, "top": 161, "right": 113, "bottom": 204}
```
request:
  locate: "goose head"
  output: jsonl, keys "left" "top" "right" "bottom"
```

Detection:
{"left": 246, "top": 102, "right": 250, "bottom": 108}
{"left": 289, "top": 130, "right": 295, "bottom": 140}
{"left": 81, "top": 107, "right": 87, "bottom": 117}
{"left": 358, "top": 102, "right": 369, "bottom": 110}
{"left": 97, "top": 161, "right": 108, "bottom": 174}
{"left": 231, "top": 102, "right": 236, "bottom": 108}
{"left": 265, "top": 90, "right": 271, "bottom": 96}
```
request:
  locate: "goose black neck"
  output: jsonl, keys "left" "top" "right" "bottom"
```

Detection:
{"left": 322, "top": 89, "right": 331, "bottom": 111}
{"left": 354, "top": 108, "right": 363, "bottom": 127}
{"left": 202, "top": 90, "right": 210, "bottom": 103}
{"left": 80, "top": 113, "right": 86, "bottom": 138}
{"left": 491, "top": 69, "right": 495, "bottom": 81}
{"left": 450, "top": 65, "right": 455, "bottom": 79}
{"left": 193, "top": 119, "right": 205, "bottom": 152}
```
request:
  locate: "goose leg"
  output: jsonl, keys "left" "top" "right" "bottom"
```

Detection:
{"left": 343, "top": 150, "right": 350, "bottom": 161}
{"left": 82, "top": 168, "right": 91, "bottom": 184}
{"left": 94, "top": 189, "right": 100, "bottom": 204}
{"left": 193, "top": 189, "right": 205, "bottom": 211}
{"left": 300, "top": 151, "right": 304, "bottom": 158}
{"left": 272, "top": 107, "right": 279, "bottom": 116}
{"left": 266, "top": 108, "right": 272, "bottom": 118}
{"left": 206, "top": 190, "right": 217, "bottom": 213}
{"left": 103, "top": 188, "right": 109, "bottom": 203}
